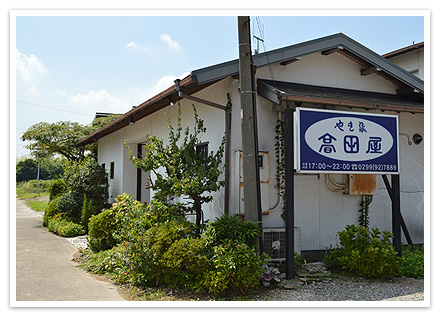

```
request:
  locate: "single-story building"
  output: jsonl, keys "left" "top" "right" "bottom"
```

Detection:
{"left": 77, "top": 33, "right": 424, "bottom": 259}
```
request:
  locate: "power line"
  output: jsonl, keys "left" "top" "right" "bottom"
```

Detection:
{"left": 255, "top": 16, "right": 275, "bottom": 81}
{"left": 16, "top": 99, "right": 91, "bottom": 116}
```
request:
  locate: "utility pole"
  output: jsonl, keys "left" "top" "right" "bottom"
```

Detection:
{"left": 36, "top": 159, "right": 41, "bottom": 197}
{"left": 237, "top": 16, "right": 262, "bottom": 237}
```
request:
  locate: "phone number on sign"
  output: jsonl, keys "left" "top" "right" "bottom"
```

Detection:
{"left": 301, "top": 162, "right": 397, "bottom": 171}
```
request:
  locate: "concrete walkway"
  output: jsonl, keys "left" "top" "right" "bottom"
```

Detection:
{"left": 15, "top": 198, "right": 125, "bottom": 302}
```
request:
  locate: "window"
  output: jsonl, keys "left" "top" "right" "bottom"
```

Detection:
{"left": 196, "top": 142, "right": 209, "bottom": 161}
{"left": 110, "top": 162, "right": 114, "bottom": 179}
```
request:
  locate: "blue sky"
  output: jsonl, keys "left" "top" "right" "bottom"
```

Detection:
{"left": 13, "top": 12, "right": 426, "bottom": 158}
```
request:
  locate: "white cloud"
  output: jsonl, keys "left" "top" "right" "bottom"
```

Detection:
{"left": 66, "top": 72, "right": 189, "bottom": 114}
{"left": 16, "top": 48, "right": 47, "bottom": 93}
{"left": 127, "top": 72, "right": 190, "bottom": 107}
{"left": 67, "top": 89, "right": 130, "bottom": 114}
{"left": 125, "top": 41, "right": 150, "bottom": 51}
{"left": 147, "top": 72, "right": 190, "bottom": 97}
{"left": 160, "top": 34, "right": 181, "bottom": 50}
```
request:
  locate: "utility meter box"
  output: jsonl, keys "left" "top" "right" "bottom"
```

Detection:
{"left": 347, "top": 174, "right": 378, "bottom": 195}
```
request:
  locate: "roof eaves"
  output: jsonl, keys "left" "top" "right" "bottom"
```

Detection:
{"left": 192, "top": 33, "right": 423, "bottom": 93}
{"left": 383, "top": 42, "right": 424, "bottom": 59}
{"left": 338, "top": 35, "right": 424, "bottom": 93}
{"left": 76, "top": 75, "right": 196, "bottom": 146}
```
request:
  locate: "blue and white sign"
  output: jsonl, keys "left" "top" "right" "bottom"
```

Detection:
{"left": 295, "top": 108, "right": 399, "bottom": 174}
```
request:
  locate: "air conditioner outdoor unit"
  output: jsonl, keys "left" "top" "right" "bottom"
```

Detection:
{"left": 262, "top": 227, "right": 301, "bottom": 261}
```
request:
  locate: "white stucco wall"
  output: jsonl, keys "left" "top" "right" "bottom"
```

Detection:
{"left": 387, "top": 48, "right": 424, "bottom": 80}
{"left": 97, "top": 50, "right": 424, "bottom": 251}
{"left": 98, "top": 79, "right": 231, "bottom": 222}
{"left": 257, "top": 52, "right": 398, "bottom": 94}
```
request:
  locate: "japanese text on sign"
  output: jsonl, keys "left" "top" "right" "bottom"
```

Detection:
{"left": 296, "top": 108, "right": 399, "bottom": 174}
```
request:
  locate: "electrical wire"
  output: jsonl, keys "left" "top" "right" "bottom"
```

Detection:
{"left": 255, "top": 16, "right": 275, "bottom": 81}
{"left": 16, "top": 99, "right": 91, "bottom": 116}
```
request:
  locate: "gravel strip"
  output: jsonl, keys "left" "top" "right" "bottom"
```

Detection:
{"left": 253, "top": 276, "right": 424, "bottom": 301}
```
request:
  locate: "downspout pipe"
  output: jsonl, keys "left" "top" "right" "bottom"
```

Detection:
{"left": 175, "top": 79, "right": 231, "bottom": 215}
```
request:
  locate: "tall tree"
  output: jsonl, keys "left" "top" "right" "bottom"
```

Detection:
{"left": 127, "top": 105, "right": 225, "bottom": 235}
{"left": 20, "top": 114, "right": 121, "bottom": 161}
{"left": 21, "top": 121, "right": 90, "bottom": 161}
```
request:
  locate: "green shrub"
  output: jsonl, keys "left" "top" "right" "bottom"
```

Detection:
{"left": 162, "top": 237, "right": 210, "bottom": 289}
{"left": 63, "top": 157, "right": 109, "bottom": 212}
{"left": 47, "top": 214, "right": 85, "bottom": 237}
{"left": 49, "top": 179, "right": 67, "bottom": 200}
{"left": 56, "top": 191, "right": 83, "bottom": 219}
{"left": 82, "top": 245, "right": 129, "bottom": 282}
{"left": 324, "top": 225, "right": 402, "bottom": 278}
{"left": 87, "top": 209, "right": 118, "bottom": 252}
{"left": 43, "top": 195, "right": 62, "bottom": 227}
{"left": 111, "top": 194, "right": 153, "bottom": 244}
{"left": 81, "top": 195, "right": 97, "bottom": 231}
{"left": 202, "top": 240, "right": 265, "bottom": 296}
{"left": 203, "top": 214, "right": 261, "bottom": 248}
{"left": 126, "top": 219, "right": 194, "bottom": 286}
{"left": 399, "top": 245, "right": 424, "bottom": 279}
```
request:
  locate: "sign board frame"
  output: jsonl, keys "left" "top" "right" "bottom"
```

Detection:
{"left": 294, "top": 107, "right": 400, "bottom": 174}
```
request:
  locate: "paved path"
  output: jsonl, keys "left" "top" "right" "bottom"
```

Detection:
{"left": 15, "top": 198, "right": 125, "bottom": 302}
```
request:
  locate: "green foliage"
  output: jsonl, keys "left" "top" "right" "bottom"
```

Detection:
{"left": 127, "top": 104, "right": 225, "bottom": 235}
{"left": 16, "top": 158, "right": 38, "bottom": 182}
{"left": 162, "top": 237, "right": 210, "bottom": 289}
{"left": 20, "top": 116, "right": 122, "bottom": 162}
{"left": 88, "top": 209, "right": 118, "bottom": 252}
{"left": 49, "top": 178, "right": 67, "bottom": 200}
{"left": 113, "top": 195, "right": 184, "bottom": 245}
{"left": 81, "top": 195, "right": 98, "bottom": 231}
{"left": 294, "top": 252, "right": 305, "bottom": 271}
{"left": 324, "top": 225, "right": 402, "bottom": 278}
{"left": 203, "top": 214, "right": 261, "bottom": 249}
{"left": 21, "top": 121, "right": 92, "bottom": 161}
{"left": 63, "top": 157, "right": 109, "bottom": 212}
{"left": 83, "top": 193, "right": 266, "bottom": 296}
{"left": 87, "top": 193, "right": 185, "bottom": 252}
{"left": 16, "top": 157, "right": 65, "bottom": 182}
{"left": 25, "top": 200, "right": 48, "bottom": 213}
{"left": 202, "top": 241, "right": 265, "bottom": 296}
{"left": 16, "top": 179, "right": 54, "bottom": 197}
{"left": 358, "top": 195, "right": 373, "bottom": 228}
{"left": 82, "top": 245, "right": 129, "bottom": 283}
{"left": 47, "top": 214, "right": 86, "bottom": 237}
{"left": 56, "top": 191, "right": 84, "bottom": 219}
{"left": 126, "top": 219, "right": 194, "bottom": 286}
{"left": 399, "top": 245, "right": 424, "bottom": 279}
{"left": 43, "top": 195, "right": 62, "bottom": 227}
{"left": 275, "top": 119, "right": 286, "bottom": 220}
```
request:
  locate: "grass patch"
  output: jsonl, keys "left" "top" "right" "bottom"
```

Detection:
{"left": 25, "top": 200, "right": 48, "bottom": 212}
{"left": 16, "top": 189, "right": 50, "bottom": 199}
{"left": 16, "top": 179, "right": 53, "bottom": 198}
